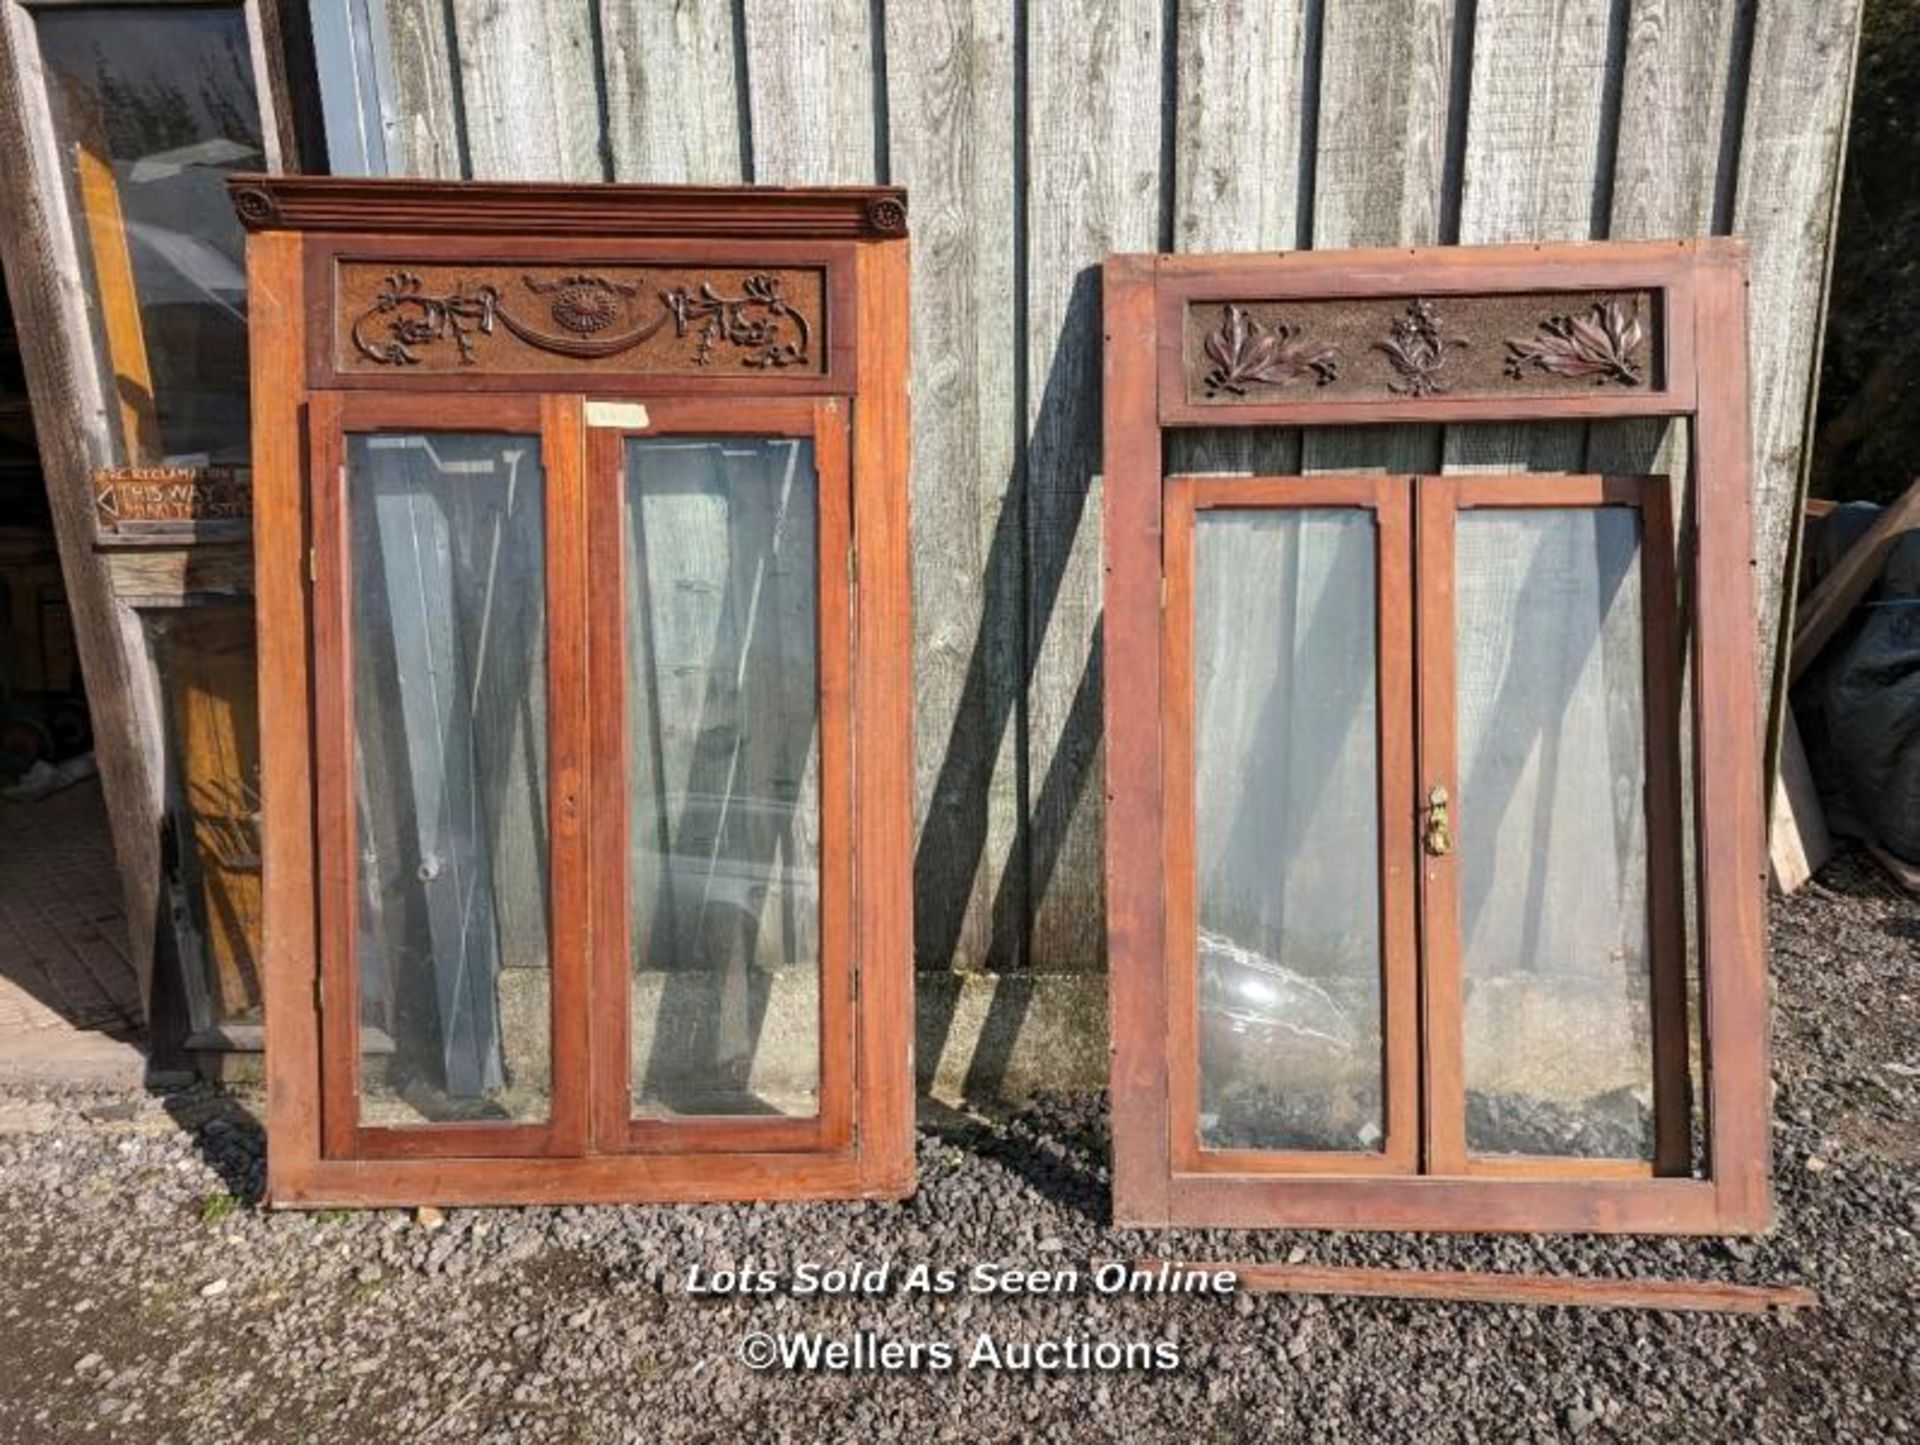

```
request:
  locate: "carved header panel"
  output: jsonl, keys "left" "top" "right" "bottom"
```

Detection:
{"left": 332, "top": 261, "right": 830, "bottom": 379}
{"left": 1179, "top": 290, "right": 1662, "bottom": 408}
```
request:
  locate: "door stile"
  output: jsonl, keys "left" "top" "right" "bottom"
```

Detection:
{"left": 1160, "top": 476, "right": 1199, "bottom": 1169}
{"left": 586, "top": 419, "right": 628, "bottom": 1154}
{"left": 1637, "top": 477, "right": 1691, "bottom": 1177}
{"left": 541, "top": 394, "right": 592, "bottom": 1157}
{"left": 1414, "top": 475, "right": 1468, "bottom": 1176}
{"left": 1374, "top": 477, "right": 1420, "bottom": 1175}
{"left": 310, "top": 390, "right": 356, "bottom": 1159}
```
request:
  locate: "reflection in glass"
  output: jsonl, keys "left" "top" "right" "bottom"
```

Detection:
{"left": 625, "top": 437, "right": 820, "bottom": 1118}
{"left": 150, "top": 605, "right": 263, "bottom": 1029}
{"left": 1193, "top": 509, "right": 1383, "bottom": 1152}
{"left": 36, "top": 6, "right": 263, "bottom": 466}
{"left": 349, "top": 434, "right": 550, "bottom": 1126}
{"left": 1456, "top": 508, "right": 1653, "bottom": 1160}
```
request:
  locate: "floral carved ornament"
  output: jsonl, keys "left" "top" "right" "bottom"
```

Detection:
{"left": 1503, "top": 299, "right": 1645, "bottom": 386}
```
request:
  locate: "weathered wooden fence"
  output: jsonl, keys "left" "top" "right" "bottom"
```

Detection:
{"left": 341, "top": 0, "right": 1862, "bottom": 995}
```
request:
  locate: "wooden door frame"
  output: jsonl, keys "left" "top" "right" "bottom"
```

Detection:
{"left": 0, "top": 0, "right": 317, "bottom": 1025}
{"left": 1160, "top": 473, "right": 1418, "bottom": 1178}
{"left": 308, "top": 389, "right": 589, "bottom": 1162}
{"left": 244, "top": 177, "right": 913, "bottom": 1207}
{"left": 1105, "top": 241, "right": 1768, "bottom": 1234}
{"left": 585, "top": 395, "right": 856, "bottom": 1158}
{"left": 1414, "top": 472, "right": 1689, "bottom": 1183}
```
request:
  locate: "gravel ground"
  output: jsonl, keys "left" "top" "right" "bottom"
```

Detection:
{"left": 0, "top": 850, "right": 1914, "bottom": 1444}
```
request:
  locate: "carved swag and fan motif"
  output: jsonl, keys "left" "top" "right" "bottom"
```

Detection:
{"left": 335, "top": 263, "right": 825, "bottom": 376}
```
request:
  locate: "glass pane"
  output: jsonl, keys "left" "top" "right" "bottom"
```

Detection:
{"left": 150, "top": 605, "right": 262, "bottom": 1030}
{"left": 625, "top": 437, "right": 821, "bottom": 1119}
{"left": 36, "top": 6, "right": 263, "bottom": 466}
{"left": 348, "top": 434, "right": 549, "bottom": 1126}
{"left": 1193, "top": 509, "right": 1384, "bottom": 1152}
{"left": 1456, "top": 507, "right": 1653, "bottom": 1160}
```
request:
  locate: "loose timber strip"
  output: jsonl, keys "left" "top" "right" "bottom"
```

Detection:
{"left": 1769, "top": 707, "right": 1832, "bottom": 896}
{"left": 1790, "top": 475, "right": 1920, "bottom": 684}
{"left": 1170, "top": 1262, "right": 1818, "bottom": 1315}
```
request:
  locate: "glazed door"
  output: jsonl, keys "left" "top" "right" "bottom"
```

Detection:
{"left": 1416, "top": 474, "right": 1688, "bottom": 1178}
{"left": 1163, "top": 472, "right": 1686, "bottom": 1183}
{"left": 1162, "top": 475, "right": 1420, "bottom": 1174}
{"left": 308, "top": 393, "right": 853, "bottom": 1165}
{"left": 311, "top": 393, "right": 589, "bottom": 1160}
{"left": 587, "top": 398, "right": 855, "bottom": 1154}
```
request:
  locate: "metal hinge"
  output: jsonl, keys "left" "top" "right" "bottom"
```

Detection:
{"left": 307, "top": 546, "right": 317, "bottom": 583}
{"left": 1160, "top": 573, "right": 1167, "bottom": 609}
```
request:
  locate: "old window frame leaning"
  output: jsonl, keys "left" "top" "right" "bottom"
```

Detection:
{"left": 1104, "top": 242, "right": 1768, "bottom": 1233}
{"left": 0, "top": 0, "right": 320, "bottom": 1047}
{"left": 239, "top": 177, "right": 913, "bottom": 1207}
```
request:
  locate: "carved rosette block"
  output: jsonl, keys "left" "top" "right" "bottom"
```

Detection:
{"left": 229, "top": 185, "right": 278, "bottom": 228}
{"left": 865, "top": 196, "right": 908, "bottom": 235}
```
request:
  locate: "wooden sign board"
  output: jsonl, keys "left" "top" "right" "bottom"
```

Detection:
{"left": 94, "top": 466, "right": 253, "bottom": 543}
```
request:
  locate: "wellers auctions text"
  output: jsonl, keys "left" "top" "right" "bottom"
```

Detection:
{"left": 684, "top": 1258, "right": 1238, "bottom": 1298}
{"left": 750, "top": 1330, "right": 1182, "bottom": 1373}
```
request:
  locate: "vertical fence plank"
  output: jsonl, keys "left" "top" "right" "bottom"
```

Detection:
{"left": 1168, "top": 0, "right": 1310, "bottom": 478}
{"left": 1441, "top": 0, "right": 1616, "bottom": 476}
{"left": 1026, "top": 0, "right": 1164, "bottom": 970}
{"left": 382, "top": 0, "right": 464, "bottom": 177}
{"left": 1585, "top": 0, "right": 1738, "bottom": 479}
{"left": 601, "top": 0, "right": 745, "bottom": 182}
{"left": 449, "top": 0, "right": 603, "bottom": 181}
{"left": 1300, "top": 0, "right": 1456, "bottom": 475}
{"left": 1734, "top": 0, "right": 1865, "bottom": 688}
{"left": 743, "top": 0, "right": 877, "bottom": 183}
{"left": 1584, "top": 1, "right": 1742, "bottom": 1015}
{"left": 887, "top": 2, "right": 1022, "bottom": 971}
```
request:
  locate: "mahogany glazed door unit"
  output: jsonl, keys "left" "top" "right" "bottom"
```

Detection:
{"left": 237, "top": 178, "right": 913, "bottom": 1207}
{"left": 1106, "top": 242, "right": 1770, "bottom": 1233}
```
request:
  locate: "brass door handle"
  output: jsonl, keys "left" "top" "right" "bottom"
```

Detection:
{"left": 1424, "top": 784, "right": 1453, "bottom": 857}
